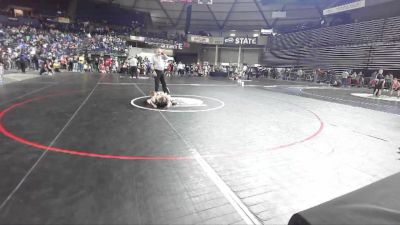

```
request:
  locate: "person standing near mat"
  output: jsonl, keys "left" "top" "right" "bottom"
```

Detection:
{"left": 127, "top": 55, "right": 138, "bottom": 79}
{"left": 0, "top": 54, "right": 4, "bottom": 84}
{"left": 391, "top": 77, "right": 400, "bottom": 97}
{"left": 151, "top": 49, "right": 170, "bottom": 94}
{"left": 373, "top": 70, "right": 385, "bottom": 97}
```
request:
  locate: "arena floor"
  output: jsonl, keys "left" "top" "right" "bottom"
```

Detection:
{"left": 0, "top": 73, "right": 399, "bottom": 225}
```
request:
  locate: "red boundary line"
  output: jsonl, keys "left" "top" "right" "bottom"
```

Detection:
{"left": 0, "top": 91, "right": 324, "bottom": 161}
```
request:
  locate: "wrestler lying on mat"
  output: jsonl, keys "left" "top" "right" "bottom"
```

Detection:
{"left": 146, "top": 91, "right": 176, "bottom": 108}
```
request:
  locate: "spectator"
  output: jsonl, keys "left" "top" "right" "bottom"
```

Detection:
{"left": 126, "top": 55, "right": 138, "bottom": 79}
{"left": 177, "top": 62, "right": 185, "bottom": 76}
{"left": 73, "top": 56, "right": 78, "bottom": 72}
{"left": 358, "top": 71, "right": 364, "bottom": 87}
{"left": 297, "top": 69, "right": 303, "bottom": 80}
{"left": 32, "top": 54, "right": 39, "bottom": 70}
{"left": 19, "top": 53, "right": 28, "bottom": 73}
{"left": 373, "top": 71, "right": 385, "bottom": 97}
{"left": 242, "top": 64, "right": 248, "bottom": 79}
{"left": 341, "top": 70, "right": 349, "bottom": 87}
{"left": 0, "top": 55, "right": 4, "bottom": 83}
{"left": 78, "top": 54, "right": 85, "bottom": 72}
{"left": 385, "top": 74, "right": 393, "bottom": 90}
{"left": 68, "top": 58, "right": 73, "bottom": 71}
{"left": 391, "top": 78, "right": 400, "bottom": 97}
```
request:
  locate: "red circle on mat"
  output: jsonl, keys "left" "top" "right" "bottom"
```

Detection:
{"left": 0, "top": 91, "right": 324, "bottom": 160}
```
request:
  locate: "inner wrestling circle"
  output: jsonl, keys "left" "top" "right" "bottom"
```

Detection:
{"left": 0, "top": 91, "right": 324, "bottom": 161}
{"left": 130, "top": 95, "right": 225, "bottom": 112}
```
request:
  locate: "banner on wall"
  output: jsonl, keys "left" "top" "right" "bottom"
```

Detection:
{"left": 129, "top": 35, "right": 146, "bottom": 42}
{"left": 188, "top": 35, "right": 210, "bottom": 44}
{"left": 323, "top": 0, "right": 365, "bottom": 15}
{"left": 129, "top": 36, "right": 185, "bottom": 50}
{"left": 224, "top": 37, "right": 258, "bottom": 45}
{"left": 209, "top": 37, "right": 224, "bottom": 45}
{"left": 145, "top": 42, "right": 183, "bottom": 50}
{"left": 145, "top": 37, "right": 184, "bottom": 50}
{"left": 57, "top": 17, "right": 70, "bottom": 24}
{"left": 188, "top": 35, "right": 224, "bottom": 45}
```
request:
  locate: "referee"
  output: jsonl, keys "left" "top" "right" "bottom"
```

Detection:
{"left": 151, "top": 49, "right": 170, "bottom": 94}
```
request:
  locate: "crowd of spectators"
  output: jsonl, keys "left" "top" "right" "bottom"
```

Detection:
{"left": 0, "top": 24, "right": 83, "bottom": 61}
{"left": 0, "top": 16, "right": 203, "bottom": 81}
{"left": 0, "top": 17, "right": 193, "bottom": 75}
{"left": 164, "top": 62, "right": 211, "bottom": 77}
{"left": 0, "top": 21, "right": 132, "bottom": 74}
{"left": 117, "top": 57, "right": 211, "bottom": 78}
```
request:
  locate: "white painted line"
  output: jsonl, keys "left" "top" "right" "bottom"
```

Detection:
{"left": 160, "top": 113, "right": 261, "bottom": 225}
{"left": 191, "top": 150, "right": 261, "bottom": 225}
{"left": 3, "top": 76, "right": 19, "bottom": 81}
{"left": 288, "top": 86, "right": 332, "bottom": 90}
{"left": 18, "top": 82, "right": 58, "bottom": 84}
{"left": 0, "top": 79, "right": 101, "bottom": 211}
{"left": 166, "top": 83, "right": 237, "bottom": 87}
{"left": 241, "top": 84, "right": 263, "bottom": 87}
{"left": 130, "top": 95, "right": 225, "bottom": 113}
{"left": 133, "top": 84, "right": 261, "bottom": 225}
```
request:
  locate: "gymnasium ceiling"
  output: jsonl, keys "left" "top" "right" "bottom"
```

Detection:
{"left": 95, "top": 0, "right": 399, "bottom": 31}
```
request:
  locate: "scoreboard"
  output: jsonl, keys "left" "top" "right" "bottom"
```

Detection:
{"left": 160, "top": 0, "right": 213, "bottom": 4}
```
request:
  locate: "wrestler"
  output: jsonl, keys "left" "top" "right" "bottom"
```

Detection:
{"left": 146, "top": 91, "right": 176, "bottom": 109}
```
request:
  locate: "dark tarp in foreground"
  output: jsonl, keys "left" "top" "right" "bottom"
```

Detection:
{"left": 288, "top": 172, "right": 400, "bottom": 225}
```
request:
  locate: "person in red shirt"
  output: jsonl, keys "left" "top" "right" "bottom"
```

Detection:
{"left": 166, "top": 62, "right": 173, "bottom": 77}
{"left": 104, "top": 57, "right": 112, "bottom": 73}
{"left": 391, "top": 77, "right": 400, "bottom": 97}
{"left": 99, "top": 60, "right": 106, "bottom": 73}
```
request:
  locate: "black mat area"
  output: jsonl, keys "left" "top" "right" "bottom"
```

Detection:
{"left": 288, "top": 172, "right": 400, "bottom": 225}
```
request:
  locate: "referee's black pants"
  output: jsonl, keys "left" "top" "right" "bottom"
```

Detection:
{"left": 154, "top": 69, "right": 170, "bottom": 94}
{"left": 129, "top": 66, "right": 138, "bottom": 78}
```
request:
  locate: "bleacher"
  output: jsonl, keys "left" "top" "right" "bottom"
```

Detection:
{"left": 383, "top": 16, "right": 400, "bottom": 42}
{"left": 369, "top": 42, "right": 400, "bottom": 70}
{"left": 315, "top": 19, "right": 384, "bottom": 47}
{"left": 264, "top": 16, "right": 400, "bottom": 74}
{"left": 271, "top": 19, "right": 386, "bottom": 50}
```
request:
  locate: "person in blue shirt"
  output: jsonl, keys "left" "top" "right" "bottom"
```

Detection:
{"left": 19, "top": 53, "right": 28, "bottom": 73}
